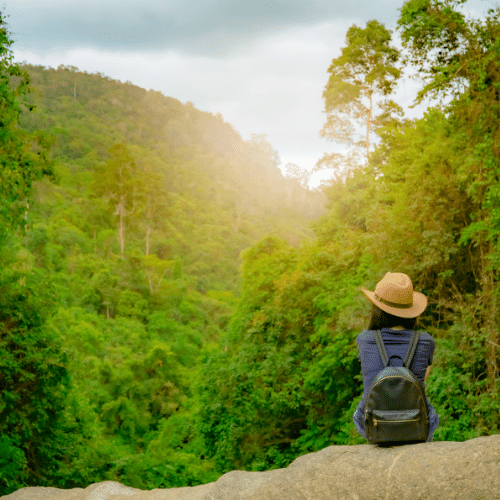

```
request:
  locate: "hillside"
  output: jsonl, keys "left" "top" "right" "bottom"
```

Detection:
{"left": 21, "top": 64, "right": 326, "bottom": 238}
{"left": 0, "top": 63, "right": 329, "bottom": 493}
{"left": 17, "top": 64, "right": 327, "bottom": 295}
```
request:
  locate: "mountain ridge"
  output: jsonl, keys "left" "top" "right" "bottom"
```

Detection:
{"left": 20, "top": 63, "right": 326, "bottom": 223}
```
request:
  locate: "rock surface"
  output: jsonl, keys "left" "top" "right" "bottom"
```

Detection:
{"left": 3, "top": 435, "right": 500, "bottom": 500}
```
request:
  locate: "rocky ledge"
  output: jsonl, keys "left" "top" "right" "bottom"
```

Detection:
{"left": 2, "top": 435, "right": 500, "bottom": 500}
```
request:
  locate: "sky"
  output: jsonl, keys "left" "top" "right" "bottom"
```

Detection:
{"left": 7, "top": 0, "right": 494, "bottom": 189}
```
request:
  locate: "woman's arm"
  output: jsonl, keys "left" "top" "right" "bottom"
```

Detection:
{"left": 424, "top": 365, "right": 432, "bottom": 383}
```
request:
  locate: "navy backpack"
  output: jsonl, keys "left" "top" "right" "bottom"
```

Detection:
{"left": 364, "top": 330, "right": 430, "bottom": 445}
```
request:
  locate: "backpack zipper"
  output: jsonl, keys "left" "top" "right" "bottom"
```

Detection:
{"left": 374, "top": 417, "right": 419, "bottom": 426}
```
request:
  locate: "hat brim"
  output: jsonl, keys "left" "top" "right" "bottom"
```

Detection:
{"left": 360, "top": 286, "right": 427, "bottom": 318}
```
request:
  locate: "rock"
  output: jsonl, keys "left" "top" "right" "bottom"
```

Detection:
{"left": 2, "top": 435, "right": 500, "bottom": 500}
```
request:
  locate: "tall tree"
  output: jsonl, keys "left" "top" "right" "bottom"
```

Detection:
{"left": 0, "top": 12, "right": 53, "bottom": 243}
{"left": 0, "top": 11, "right": 73, "bottom": 495}
{"left": 141, "top": 254, "right": 173, "bottom": 295}
{"left": 398, "top": 0, "right": 500, "bottom": 390}
{"left": 92, "top": 144, "right": 141, "bottom": 254}
{"left": 130, "top": 146, "right": 169, "bottom": 257}
{"left": 320, "top": 20, "right": 401, "bottom": 164}
{"left": 284, "top": 163, "right": 312, "bottom": 190}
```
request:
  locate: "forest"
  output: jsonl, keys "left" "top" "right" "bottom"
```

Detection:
{"left": 1, "top": 0, "right": 499, "bottom": 495}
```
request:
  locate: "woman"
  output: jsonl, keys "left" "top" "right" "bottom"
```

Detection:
{"left": 352, "top": 272, "right": 439, "bottom": 443}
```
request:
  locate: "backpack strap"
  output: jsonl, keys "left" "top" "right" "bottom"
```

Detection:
{"left": 403, "top": 331, "right": 421, "bottom": 370}
{"left": 374, "top": 329, "right": 421, "bottom": 369}
{"left": 374, "top": 330, "right": 389, "bottom": 367}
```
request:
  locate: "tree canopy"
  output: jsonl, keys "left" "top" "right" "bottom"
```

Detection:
{"left": 320, "top": 19, "right": 402, "bottom": 165}
{"left": 0, "top": 13, "right": 53, "bottom": 241}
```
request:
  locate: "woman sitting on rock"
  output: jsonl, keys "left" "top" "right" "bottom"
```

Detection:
{"left": 352, "top": 272, "right": 439, "bottom": 443}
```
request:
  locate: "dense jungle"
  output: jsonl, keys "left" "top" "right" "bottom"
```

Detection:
{"left": 1, "top": 0, "right": 499, "bottom": 495}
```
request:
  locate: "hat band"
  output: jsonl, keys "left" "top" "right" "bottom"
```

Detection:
{"left": 374, "top": 293, "right": 413, "bottom": 309}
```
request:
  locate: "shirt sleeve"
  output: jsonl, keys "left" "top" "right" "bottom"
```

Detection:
{"left": 428, "top": 335, "right": 435, "bottom": 366}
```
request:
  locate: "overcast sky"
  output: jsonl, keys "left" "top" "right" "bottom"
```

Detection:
{"left": 7, "top": 0, "right": 493, "bottom": 188}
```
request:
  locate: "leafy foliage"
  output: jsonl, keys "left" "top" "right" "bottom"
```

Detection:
{"left": 0, "top": 13, "right": 54, "bottom": 241}
{"left": 0, "top": 269, "right": 73, "bottom": 494}
{"left": 320, "top": 20, "right": 402, "bottom": 163}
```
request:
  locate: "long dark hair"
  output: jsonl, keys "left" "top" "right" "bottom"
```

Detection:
{"left": 367, "top": 302, "right": 417, "bottom": 330}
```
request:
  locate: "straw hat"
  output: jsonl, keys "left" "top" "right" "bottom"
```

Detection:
{"left": 360, "top": 272, "right": 427, "bottom": 318}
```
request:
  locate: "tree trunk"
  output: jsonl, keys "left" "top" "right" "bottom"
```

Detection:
{"left": 146, "top": 197, "right": 151, "bottom": 256}
{"left": 118, "top": 198, "right": 125, "bottom": 254}
{"left": 366, "top": 90, "right": 372, "bottom": 159}
{"left": 24, "top": 201, "right": 29, "bottom": 248}
{"left": 234, "top": 205, "right": 241, "bottom": 234}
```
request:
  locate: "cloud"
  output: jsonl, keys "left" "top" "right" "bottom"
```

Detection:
{"left": 7, "top": 0, "right": 403, "bottom": 56}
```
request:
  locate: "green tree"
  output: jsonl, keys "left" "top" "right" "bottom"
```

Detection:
{"left": 92, "top": 144, "right": 141, "bottom": 254}
{"left": 91, "top": 268, "right": 119, "bottom": 318}
{"left": 129, "top": 145, "right": 170, "bottom": 256}
{"left": 398, "top": 0, "right": 500, "bottom": 390}
{"left": 0, "top": 12, "right": 54, "bottom": 242}
{"left": 320, "top": 20, "right": 401, "bottom": 163}
{"left": 365, "top": 109, "right": 475, "bottom": 302}
{"left": 0, "top": 269, "right": 73, "bottom": 495}
{"left": 195, "top": 236, "right": 371, "bottom": 473}
{"left": 141, "top": 254, "right": 173, "bottom": 295}
{"left": 0, "top": 13, "right": 73, "bottom": 495}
